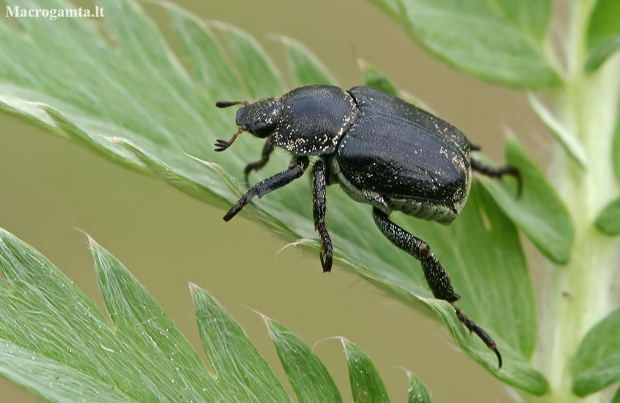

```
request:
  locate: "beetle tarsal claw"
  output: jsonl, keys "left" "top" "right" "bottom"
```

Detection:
{"left": 454, "top": 306, "right": 502, "bottom": 369}
{"left": 319, "top": 250, "right": 332, "bottom": 273}
{"left": 214, "top": 139, "right": 232, "bottom": 152}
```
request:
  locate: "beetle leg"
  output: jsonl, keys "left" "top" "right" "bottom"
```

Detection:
{"left": 243, "top": 137, "right": 276, "bottom": 187}
{"left": 455, "top": 306, "right": 502, "bottom": 368}
{"left": 223, "top": 157, "right": 309, "bottom": 221}
{"left": 312, "top": 160, "right": 333, "bottom": 272}
{"left": 372, "top": 208, "right": 459, "bottom": 302}
{"left": 470, "top": 158, "right": 522, "bottom": 198}
{"left": 372, "top": 207, "right": 502, "bottom": 368}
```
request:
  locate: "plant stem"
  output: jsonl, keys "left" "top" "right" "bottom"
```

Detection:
{"left": 529, "top": 0, "right": 620, "bottom": 401}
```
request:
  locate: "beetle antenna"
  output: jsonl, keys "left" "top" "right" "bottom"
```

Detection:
{"left": 215, "top": 126, "right": 245, "bottom": 152}
{"left": 216, "top": 100, "right": 249, "bottom": 108}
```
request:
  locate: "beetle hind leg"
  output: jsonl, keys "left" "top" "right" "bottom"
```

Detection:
{"left": 470, "top": 157, "right": 522, "bottom": 198}
{"left": 372, "top": 208, "right": 459, "bottom": 302}
{"left": 372, "top": 207, "right": 502, "bottom": 368}
{"left": 312, "top": 160, "right": 333, "bottom": 272}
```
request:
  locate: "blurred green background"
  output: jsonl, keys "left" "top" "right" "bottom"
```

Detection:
{"left": 0, "top": 0, "right": 546, "bottom": 401}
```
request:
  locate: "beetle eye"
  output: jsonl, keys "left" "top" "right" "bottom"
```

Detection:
{"left": 250, "top": 121, "right": 272, "bottom": 138}
{"left": 254, "top": 121, "right": 267, "bottom": 131}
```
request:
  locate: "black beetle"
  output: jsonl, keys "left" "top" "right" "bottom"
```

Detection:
{"left": 215, "top": 85, "right": 520, "bottom": 368}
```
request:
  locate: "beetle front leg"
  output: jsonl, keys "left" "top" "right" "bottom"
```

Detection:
{"left": 224, "top": 157, "right": 309, "bottom": 221}
{"left": 312, "top": 160, "right": 333, "bottom": 272}
{"left": 243, "top": 137, "right": 275, "bottom": 187}
{"left": 372, "top": 207, "right": 502, "bottom": 368}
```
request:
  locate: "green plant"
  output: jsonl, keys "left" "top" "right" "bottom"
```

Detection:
{"left": 0, "top": 0, "right": 619, "bottom": 401}
{"left": 0, "top": 228, "right": 433, "bottom": 402}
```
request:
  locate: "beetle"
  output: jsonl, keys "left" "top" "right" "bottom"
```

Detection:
{"left": 215, "top": 85, "right": 521, "bottom": 368}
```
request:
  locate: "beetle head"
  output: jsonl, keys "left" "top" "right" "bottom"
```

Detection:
{"left": 214, "top": 97, "right": 282, "bottom": 152}
{"left": 235, "top": 97, "right": 283, "bottom": 138}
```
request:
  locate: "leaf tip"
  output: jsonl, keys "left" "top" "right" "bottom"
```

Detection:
{"left": 395, "top": 365, "right": 413, "bottom": 378}
{"left": 74, "top": 227, "right": 97, "bottom": 249}
{"left": 265, "top": 33, "right": 292, "bottom": 45}
{"left": 275, "top": 238, "right": 310, "bottom": 256}
{"left": 337, "top": 336, "right": 352, "bottom": 348}
{"left": 183, "top": 151, "right": 216, "bottom": 168}
{"left": 356, "top": 58, "right": 369, "bottom": 69}
{"left": 207, "top": 20, "right": 231, "bottom": 32}
{"left": 159, "top": 0, "right": 176, "bottom": 10}
{"left": 106, "top": 136, "right": 127, "bottom": 145}
{"left": 250, "top": 308, "right": 272, "bottom": 325}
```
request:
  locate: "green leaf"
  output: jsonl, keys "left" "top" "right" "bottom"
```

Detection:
{"left": 41, "top": 103, "right": 149, "bottom": 174}
{"left": 528, "top": 94, "right": 588, "bottom": 169}
{"left": 263, "top": 315, "right": 342, "bottom": 403}
{"left": 0, "top": 0, "right": 544, "bottom": 390}
{"left": 572, "top": 305, "right": 620, "bottom": 396}
{"left": 0, "top": 227, "right": 426, "bottom": 402}
{"left": 373, "top": 181, "right": 546, "bottom": 394}
{"left": 358, "top": 59, "right": 399, "bottom": 96}
{"left": 425, "top": 300, "right": 548, "bottom": 395}
{"left": 422, "top": 180, "right": 538, "bottom": 359}
{"left": 477, "top": 136, "right": 574, "bottom": 264}
{"left": 189, "top": 286, "right": 291, "bottom": 402}
{"left": 357, "top": 59, "right": 431, "bottom": 111}
{"left": 90, "top": 239, "right": 227, "bottom": 402}
{"left": 613, "top": 385, "right": 620, "bottom": 403}
{"left": 585, "top": 0, "right": 620, "bottom": 71}
{"left": 0, "top": 228, "right": 222, "bottom": 402}
{"left": 404, "top": 371, "right": 433, "bottom": 403}
{"left": 0, "top": 232, "right": 141, "bottom": 402}
{"left": 168, "top": 4, "right": 244, "bottom": 101}
{"left": 0, "top": 345, "right": 136, "bottom": 402}
{"left": 372, "top": 0, "right": 561, "bottom": 88}
{"left": 613, "top": 109, "right": 620, "bottom": 183}
{"left": 595, "top": 197, "right": 620, "bottom": 236}
{"left": 275, "top": 36, "right": 337, "bottom": 86}
{"left": 342, "top": 338, "right": 389, "bottom": 403}
{"left": 366, "top": 0, "right": 403, "bottom": 21}
{"left": 210, "top": 21, "right": 285, "bottom": 100}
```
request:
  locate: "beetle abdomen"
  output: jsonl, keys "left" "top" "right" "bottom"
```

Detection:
{"left": 273, "top": 85, "right": 356, "bottom": 155}
{"left": 334, "top": 87, "right": 472, "bottom": 222}
{"left": 339, "top": 116, "right": 469, "bottom": 195}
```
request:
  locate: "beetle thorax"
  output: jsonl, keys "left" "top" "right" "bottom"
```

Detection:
{"left": 272, "top": 85, "right": 357, "bottom": 155}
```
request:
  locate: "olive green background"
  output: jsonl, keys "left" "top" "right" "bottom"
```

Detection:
{"left": 0, "top": 0, "right": 546, "bottom": 401}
